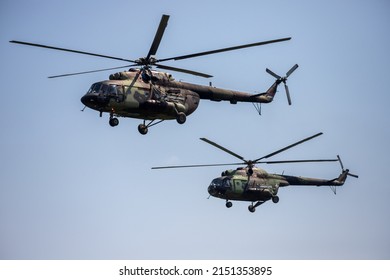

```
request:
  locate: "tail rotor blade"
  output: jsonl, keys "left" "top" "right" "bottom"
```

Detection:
{"left": 337, "top": 155, "right": 358, "bottom": 178}
{"left": 285, "top": 83, "right": 292, "bottom": 105}
{"left": 266, "top": 68, "right": 281, "bottom": 79}
{"left": 286, "top": 64, "right": 299, "bottom": 78}
{"left": 337, "top": 155, "right": 345, "bottom": 170}
{"left": 348, "top": 173, "right": 359, "bottom": 178}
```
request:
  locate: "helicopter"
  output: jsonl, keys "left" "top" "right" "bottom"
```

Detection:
{"left": 152, "top": 132, "right": 358, "bottom": 213}
{"left": 10, "top": 14, "right": 297, "bottom": 135}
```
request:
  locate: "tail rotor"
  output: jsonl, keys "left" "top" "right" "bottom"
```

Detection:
{"left": 337, "top": 155, "right": 359, "bottom": 178}
{"left": 266, "top": 64, "right": 298, "bottom": 105}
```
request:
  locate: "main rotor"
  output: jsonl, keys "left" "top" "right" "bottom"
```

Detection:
{"left": 152, "top": 132, "right": 339, "bottom": 173}
{"left": 10, "top": 14, "right": 291, "bottom": 79}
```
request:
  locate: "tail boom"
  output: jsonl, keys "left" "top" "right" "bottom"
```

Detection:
{"left": 280, "top": 170, "right": 349, "bottom": 187}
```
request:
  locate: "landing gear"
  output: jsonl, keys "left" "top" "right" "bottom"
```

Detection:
{"left": 109, "top": 111, "right": 119, "bottom": 127}
{"left": 176, "top": 112, "right": 186, "bottom": 124}
{"left": 109, "top": 117, "right": 119, "bottom": 127}
{"left": 225, "top": 201, "right": 233, "bottom": 208}
{"left": 137, "top": 119, "right": 164, "bottom": 135}
{"left": 272, "top": 195, "right": 279, "bottom": 203}
{"left": 248, "top": 201, "right": 264, "bottom": 213}
{"left": 138, "top": 124, "right": 148, "bottom": 135}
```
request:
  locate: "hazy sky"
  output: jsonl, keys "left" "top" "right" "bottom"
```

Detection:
{"left": 1, "top": 0, "right": 389, "bottom": 259}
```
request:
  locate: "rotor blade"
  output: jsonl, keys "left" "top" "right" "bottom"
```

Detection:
{"left": 348, "top": 173, "right": 359, "bottom": 178}
{"left": 285, "top": 83, "right": 292, "bottom": 105}
{"left": 152, "top": 162, "right": 245, "bottom": 169}
{"left": 129, "top": 70, "right": 141, "bottom": 88}
{"left": 146, "top": 14, "right": 169, "bottom": 60}
{"left": 286, "top": 63, "right": 299, "bottom": 77}
{"left": 266, "top": 68, "right": 281, "bottom": 79}
{"left": 254, "top": 132, "right": 323, "bottom": 162}
{"left": 337, "top": 155, "right": 344, "bottom": 170}
{"left": 10, "top": 40, "right": 136, "bottom": 63}
{"left": 48, "top": 64, "right": 137, "bottom": 78}
{"left": 260, "top": 159, "right": 338, "bottom": 164}
{"left": 200, "top": 138, "right": 246, "bottom": 162}
{"left": 156, "top": 64, "right": 213, "bottom": 78}
{"left": 157, "top": 37, "right": 291, "bottom": 62}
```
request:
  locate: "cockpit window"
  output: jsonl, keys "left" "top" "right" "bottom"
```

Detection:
{"left": 101, "top": 84, "right": 108, "bottom": 94}
{"left": 211, "top": 178, "right": 223, "bottom": 187}
{"left": 108, "top": 85, "right": 117, "bottom": 95}
{"left": 210, "top": 178, "right": 231, "bottom": 189}
{"left": 88, "top": 83, "right": 102, "bottom": 93}
{"left": 88, "top": 83, "right": 119, "bottom": 95}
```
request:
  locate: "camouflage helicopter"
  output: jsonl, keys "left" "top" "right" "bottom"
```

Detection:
{"left": 152, "top": 133, "right": 358, "bottom": 213}
{"left": 10, "top": 14, "right": 297, "bottom": 135}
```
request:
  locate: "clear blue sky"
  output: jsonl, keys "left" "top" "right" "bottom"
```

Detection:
{"left": 1, "top": 0, "right": 389, "bottom": 259}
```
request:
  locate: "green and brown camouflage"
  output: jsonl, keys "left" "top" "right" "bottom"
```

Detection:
{"left": 11, "top": 14, "right": 295, "bottom": 135}
{"left": 208, "top": 166, "right": 350, "bottom": 203}
{"left": 80, "top": 66, "right": 293, "bottom": 134}
{"left": 152, "top": 134, "right": 358, "bottom": 213}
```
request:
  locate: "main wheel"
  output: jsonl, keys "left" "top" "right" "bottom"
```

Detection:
{"left": 138, "top": 124, "right": 148, "bottom": 135}
{"left": 176, "top": 112, "right": 186, "bottom": 124}
{"left": 226, "top": 201, "right": 233, "bottom": 208}
{"left": 109, "top": 117, "right": 119, "bottom": 127}
{"left": 248, "top": 205, "right": 256, "bottom": 213}
{"left": 272, "top": 196, "right": 279, "bottom": 203}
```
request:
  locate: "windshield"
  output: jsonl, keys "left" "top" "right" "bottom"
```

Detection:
{"left": 88, "top": 83, "right": 101, "bottom": 93}
{"left": 210, "top": 178, "right": 231, "bottom": 189}
{"left": 88, "top": 83, "right": 118, "bottom": 95}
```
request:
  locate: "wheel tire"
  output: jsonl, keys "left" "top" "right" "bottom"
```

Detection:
{"left": 272, "top": 196, "right": 279, "bottom": 204}
{"left": 138, "top": 124, "right": 148, "bottom": 135}
{"left": 109, "top": 118, "right": 119, "bottom": 127}
{"left": 226, "top": 201, "right": 233, "bottom": 208}
{"left": 176, "top": 112, "right": 186, "bottom": 124}
{"left": 248, "top": 205, "right": 256, "bottom": 213}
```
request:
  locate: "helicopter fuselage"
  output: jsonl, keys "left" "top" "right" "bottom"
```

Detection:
{"left": 11, "top": 15, "right": 294, "bottom": 135}
{"left": 80, "top": 69, "right": 272, "bottom": 123}
{"left": 207, "top": 167, "right": 348, "bottom": 206}
{"left": 152, "top": 135, "right": 357, "bottom": 213}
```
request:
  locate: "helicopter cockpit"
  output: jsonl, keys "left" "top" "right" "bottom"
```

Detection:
{"left": 208, "top": 177, "right": 231, "bottom": 196}
{"left": 87, "top": 82, "right": 120, "bottom": 96}
{"left": 81, "top": 82, "right": 124, "bottom": 109}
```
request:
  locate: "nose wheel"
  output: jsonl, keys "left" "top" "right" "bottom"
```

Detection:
{"left": 109, "top": 111, "right": 119, "bottom": 127}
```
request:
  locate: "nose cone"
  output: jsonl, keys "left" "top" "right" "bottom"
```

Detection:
{"left": 208, "top": 184, "right": 218, "bottom": 196}
{"left": 80, "top": 94, "right": 91, "bottom": 106}
{"left": 81, "top": 93, "right": 108, "bottom": 109}
{"left": 208, "top": 177, "right": 229, "bottom": 197}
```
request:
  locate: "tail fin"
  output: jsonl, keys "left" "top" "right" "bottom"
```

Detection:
{"left": 263, "top": 81, "right": 280, "bottom": 101}
{"left": 249, "top": 80, "right": 280, "bottom": 104}
{"left": 328, "top": 155, "right": 358, "bottom": 194}
{"left": 332, "top": 169, "right": 350, "bottom": 186}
